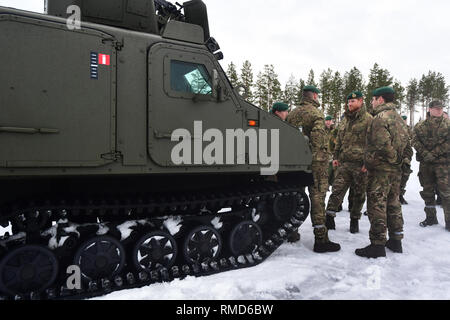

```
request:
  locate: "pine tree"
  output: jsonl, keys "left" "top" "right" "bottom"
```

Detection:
{"left": 343, "top": 67, "right": 365, "bottom": 97}
{"left": 365, "top": 63, "right": 393, "bottom": 108}
{"left": 240, "top": 60, "right": 254, "bottom": 103}
{"left": 254, "top": 65, "right": 282, "bottom": 111}
{"left": 283, "top": 75, "right": 298, "bottom": 107}
{"left": 406, "top": 79, "right": 419, "bottom": 126}
{"left": 226, "top": 62, "right": 239, "bottom": 88}
{"left": 329, "top": 71, "right": 344, "bottom": 120}
{"left": 294, "top": 78, "right": 306, "bottom": 106}
{"left": 319, "top": 68, "right": 333, "bottom": 113}
{"left": 307, "top": 69, "right": 318, "bottom": 87}
{"left": 418, "top": 71, "right": 449, "bottom": 120}
{"left": 393, "top": 80, "right": 405, "bottom": 111}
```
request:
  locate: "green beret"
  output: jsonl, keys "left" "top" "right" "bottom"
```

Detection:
{"left": 325, "top": 116, "right": 333, "bottom": 121}
{"left": 303, "top": 85, "right": 321, "bottom": 94}
{"left": 429, "top": 100, "right": 444, "bottom": 109}
{"left": 347, "top": 91, "right": 363, "bottom": 101}
{"left": 402, "top": 115, "right": 408, "bottom": 120}
{"left": 373, "top": 86, "right": 395, "bottom": 97}
{"left": 271, "top": 102, "right": 290, "bottom": 113}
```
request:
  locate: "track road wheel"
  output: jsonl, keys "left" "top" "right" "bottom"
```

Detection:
{"left": 74, "top": 236, "right": 125, "bottom": 282}
{"left": 229, "top": 221, "right": 263, "bottom": 256}
{"left": 0, "top": 245, "right": 58, "bottom": 296}
{"left": 272, "top": 194, "right": 297, "bottom": 222}
{"left": 133, "top": 231, "right": 177, "bottom": 272}
{"left": 183, "top": 226, "right": 222, "bottom": 264}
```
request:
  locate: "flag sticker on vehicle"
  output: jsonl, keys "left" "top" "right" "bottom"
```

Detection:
{"left": 90, "top": 52, "right": 110, "bottom": 79}
{"left": 99, "top": 53, "right": 110, "bottom": 66}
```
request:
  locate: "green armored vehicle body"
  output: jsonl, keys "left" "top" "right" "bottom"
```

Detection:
{"left": 0, "top": 0, "right": 313, "bottom": 299}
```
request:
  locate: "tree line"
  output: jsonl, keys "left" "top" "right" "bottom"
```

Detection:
{"left": 225, "top": 61, "right": 449, "bottom": 126}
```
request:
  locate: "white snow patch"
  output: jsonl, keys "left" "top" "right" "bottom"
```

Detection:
{"left": 0, "top": 222, "right": 12, "bottom": 237}
{"left": 211, "top": 217, "right": 223, "bottom": 230}
{"left": 48, "top": 236, "right": 70, "bottom": 250}
{"left": 96, "top": 224, "right": 110, "bottom": 236}
{"left": 117, "top": 221, "right": 139, "bottom": 241}
{"left": 164, "top": 217, "right": 183, "bottom": 236}
{"left": 252, "top": 208, "right": 261, "bottom": 223}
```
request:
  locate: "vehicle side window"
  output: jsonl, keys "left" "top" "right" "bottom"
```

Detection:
{"left": 170, "top": 60, "right": 212, "bottom": 95}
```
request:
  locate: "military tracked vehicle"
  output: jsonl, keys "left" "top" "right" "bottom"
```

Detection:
{"left": 0, "top": 0, "right": 313, "bottom": 299}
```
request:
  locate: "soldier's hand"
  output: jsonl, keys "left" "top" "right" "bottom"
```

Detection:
{"left": 361, "top": 166, "right": 368, "bottom": 173}
{"left": 332, "top": 160, "right": 340, "bottom": 167}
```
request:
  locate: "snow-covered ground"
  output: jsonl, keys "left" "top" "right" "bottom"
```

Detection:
{"left": 97, "top": 157, "right": 450, "bottom": 300}
{"left": 1, "top": 158, "right": 448, "bottom": 300}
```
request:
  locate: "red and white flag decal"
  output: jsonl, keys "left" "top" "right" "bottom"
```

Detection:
{"left": 98, "top": 54, "right": 110, "bottom": 66}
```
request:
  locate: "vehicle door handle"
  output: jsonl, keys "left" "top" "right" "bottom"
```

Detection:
{"left": 0, "top": 127, "right": 59, "bottom": 134}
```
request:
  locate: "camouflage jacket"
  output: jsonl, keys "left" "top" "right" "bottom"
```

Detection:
{"left": 287, "top": 97, "right": 330, "bottom": 162}
{"left": 334, "top": 106, "right": 373, "bottom": 164}
{"left": 403, "top": 125, "right": 414, "bottom": 165}
{"left": 413, "top": 116, "right": 449, "bottom": 165}
{"left": 364, "top": 102, "right": 409, "bottom": 172}
{"left": 326, "top": 126, "right": 338, "bottom": 156}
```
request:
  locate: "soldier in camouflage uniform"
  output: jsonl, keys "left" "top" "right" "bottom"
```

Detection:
{"left": 413, "top": 100, "right": 449, "bottom": 231}
{"left": 287, "top": 86, "right": 341, "bottom": 253}
{"left": 270, "top": 102, "right": 290, "bottom": 121}
{"left": 325, "top": 91, "right": 372, "bottom": 234}
{"left": 356, "top": 87, "right": 409, "bottom": 258}
{"left": 399, "top": 115, "right": 414, "bottom": 205}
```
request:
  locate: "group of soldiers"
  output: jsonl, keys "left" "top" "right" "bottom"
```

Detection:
{"left": 269, "top": 85, "right": 449, "bottom": 258}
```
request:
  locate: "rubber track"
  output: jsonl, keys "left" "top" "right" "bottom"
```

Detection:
{"left": 0, "top": 183, "right": 309, "bottom": 300}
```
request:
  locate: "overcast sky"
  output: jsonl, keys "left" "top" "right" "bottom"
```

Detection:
{"left": 1, "top": 0, "right": 449, "bottom": 87}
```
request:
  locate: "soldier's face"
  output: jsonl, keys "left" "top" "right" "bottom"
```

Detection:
{"left": 371, "top": 96, "right": 383, "bottom": 109}
{"left": 348, "top": 98, "right": 363, "bottom": 112}
{"left": 275, "top": 111, "right": 289, "bottom": 121}
{"left": 325, "top": 120, "right": 333, "bottom": 128}
{"left": 429, "top": 107, "right": 444, "bottom": 117}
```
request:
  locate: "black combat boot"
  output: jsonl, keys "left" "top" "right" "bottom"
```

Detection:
{"left": 355, "top": 244, "right": 386, "bottom": 259}
{"left": 350, "top": 218, "right": 359, "bottom": 234}
{"left": 326, "top": 215, "right": 336, "bottom": 230}
{"left": 420, "top": 217, "right": 439, "bottom": 227}
{"left": 400, "top": 195, "right": 408, "bottom": 205}
{"left": 386, "top": 239, "right": 403, "bottom": 253}
{"left": 337, "top": 205, "right": 343, "bottom": 213}
{"left": 420, "top": 208, "right": 439, "bottom": 227}
{"left": 420, "top": 215, "right": 439, "bottom": 227}
{"left": 314, "top": 240, "right": 341, "bottom": 253}
{"left": 287, "top": 230, "right": 301, "bottom": 243}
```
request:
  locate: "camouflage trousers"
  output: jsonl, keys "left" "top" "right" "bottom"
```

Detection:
{"left": 367, "top": 170, "right": 404, "bottom": 245}
{"left": 418, "top": 163, "right": 450, "bottom": 223}
{"left": 400, "top": 163, "right": 413, "bottom": 196}
{"left": 326, "top": 162, "right": 367, "bottom": 219}
{"left": 309, "top": 161, "right": 329, "bottom": 243}
{"left": 328, "top": 161, "right": 335, "bottom": 187}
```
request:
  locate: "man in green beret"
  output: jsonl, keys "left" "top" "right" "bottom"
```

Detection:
{"left": 356, "top": 87, "right": 410, "bottom": 258}
{"left": 287, "top": 86, "right": 341, "bottom": 253}
{"left": 399, "top": 115, "right": 414, "bottom": 205}
{"left": 270, "top": 102, "right": 290, "bottom": 121}
{"left": 325, "top": 91, "right": 372, "bottom": 234}
{"left": 413, "top": 100, "right": 449, "bottom": 231}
